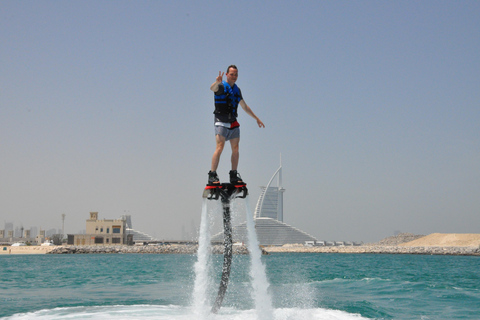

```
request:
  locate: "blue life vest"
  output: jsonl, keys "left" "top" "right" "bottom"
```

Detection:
{"left": 214, "top": 81, "right": 243, "bottom": 122}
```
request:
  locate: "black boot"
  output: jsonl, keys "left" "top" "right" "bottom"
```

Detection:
{"left": 208, "top": 171, "right": 220, "bottom": 185}
{"left": 229, "top": 170, "right": 245, "bottom": 185}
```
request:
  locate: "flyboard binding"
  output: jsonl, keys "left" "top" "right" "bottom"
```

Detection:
{"left": 203, "top": 182, "right": 248, "bottom": 201}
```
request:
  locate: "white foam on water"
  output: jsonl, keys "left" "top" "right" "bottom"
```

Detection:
{"left": 2, "top": 305, "right": 367, "bottom": 320}
{"left": 153, "top": 195, "right": 366, "bottom": 320}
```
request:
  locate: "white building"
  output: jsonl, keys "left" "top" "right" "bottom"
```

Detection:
{"left": 212, "top": 164, "right": 317, "bottom": 246}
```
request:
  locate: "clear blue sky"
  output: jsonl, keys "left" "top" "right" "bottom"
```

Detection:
{"left": 1, "top": 1, "right": 479, "bottom": 242}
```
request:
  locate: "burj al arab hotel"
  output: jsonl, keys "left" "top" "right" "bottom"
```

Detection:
{"left": 212, "top": 164, "right": 317, "bottom": 246}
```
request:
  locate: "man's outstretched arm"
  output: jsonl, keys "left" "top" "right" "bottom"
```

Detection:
{"left": 239, "top": 100, "right": 265, "bottom": 128}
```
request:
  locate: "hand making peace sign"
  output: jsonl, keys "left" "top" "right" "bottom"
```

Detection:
{"left": 216, "top": 71, "right": 224, "bottom": 83}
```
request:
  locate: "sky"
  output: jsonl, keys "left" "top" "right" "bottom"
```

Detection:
{"left": 1, "top": 1, "right": 479, "bottom": 243}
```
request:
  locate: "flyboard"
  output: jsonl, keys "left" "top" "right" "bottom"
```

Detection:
{"left": 203, "top": 182, "right": 248, "bottom": 314}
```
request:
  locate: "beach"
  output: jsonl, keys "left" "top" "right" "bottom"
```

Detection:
{"left": 262, "top": 244, "right": 480, "bottom": 255}
{"left": 263, "top": 233, "right": 480, "bottom": 255}
{"left": 0, "top": 245, "right": 57, "bottom": 255}
{"left": 3, "top": 233, "right": 480, "bottom": 256}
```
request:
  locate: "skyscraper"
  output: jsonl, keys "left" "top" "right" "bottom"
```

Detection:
{"left": 254, "top": 165, "right": 285, "bottom": 221}
{"left": 212, "top": 163, "right": 317, "bottom": 246}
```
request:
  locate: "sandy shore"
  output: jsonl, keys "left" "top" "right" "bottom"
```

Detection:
{"left": 262, "top": 245, "right": 480, "bottom": 255}
{"left": 1, "top": 245, "right": 58, "bottom": 255}
{"left": 263, "top": 233, "right": 480, "bottom": 256}
{"left": 400, "top": 233, "right": 480, "bottom": 247}
{"left": 3, "top": 234, "right": 480, "bottom": 256}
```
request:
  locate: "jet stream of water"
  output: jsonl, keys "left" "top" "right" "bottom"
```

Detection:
{"left": 192, "top": 199, "right": 213, "bottom": 318}
{"left": 244, "top": 196, "right": 274, "bottom": 320}
{"left": 193, "top": 196, "right": 273, "bottom": 319}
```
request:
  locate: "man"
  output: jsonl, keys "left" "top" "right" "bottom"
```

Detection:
{"left": 208, "top": 65, "right": 265, "bottom": 185}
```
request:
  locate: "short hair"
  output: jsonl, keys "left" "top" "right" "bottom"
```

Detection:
{"left": 226, "top": 65, "right": 238, "bottom": 74}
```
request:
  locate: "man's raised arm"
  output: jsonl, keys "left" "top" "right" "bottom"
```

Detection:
{"left": 210, "top": 71, "right": 224, "bottom": 92}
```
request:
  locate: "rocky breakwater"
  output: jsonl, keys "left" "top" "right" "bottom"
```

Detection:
{"left": 263, "top": 233, "right": 480, "bottom": 256}
{"left": 48, "top": 244, "right": 264, "bottom": 255}
{"left": 263, "top": 245, "right": 480, "bottom": 256}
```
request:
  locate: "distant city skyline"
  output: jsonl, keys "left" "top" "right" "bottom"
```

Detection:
{"left": 2, "top": 222, "right": 62, "bottom": 238}
{"left": 3, "top": 219, "right": 75, "bottom": 238}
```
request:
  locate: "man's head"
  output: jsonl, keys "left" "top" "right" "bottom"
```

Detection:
{"left": 226, "top": 65, "right": 238, "bottom": 85}
{"left": 226, "top": 65, "right": 237, "bottom": 74}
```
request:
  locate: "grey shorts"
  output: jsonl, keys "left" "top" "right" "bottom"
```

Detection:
{"left": 215, "top": 125, "right": 240, "bottom": 141}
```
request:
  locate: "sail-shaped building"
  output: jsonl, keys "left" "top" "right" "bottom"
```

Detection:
{"left": 254, "top": 165, "right": 285, "bottom": 221}
{"left": 212, "top": 164, "right": 317, "bottom": 246}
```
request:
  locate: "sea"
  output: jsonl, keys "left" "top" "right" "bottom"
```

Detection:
{"left": 2, "top": 197, "right": 479, "bottom": 320}
{"left": 1, "top": 252, "right": 479, "bottom": 319}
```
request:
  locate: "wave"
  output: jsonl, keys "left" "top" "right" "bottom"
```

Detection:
{"left": 2, "top": 304, "right": 367, "bottom": 320}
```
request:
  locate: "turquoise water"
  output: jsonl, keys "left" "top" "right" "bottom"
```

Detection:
{"left": 1, "top": 253, "right": 479, "bottom": 319}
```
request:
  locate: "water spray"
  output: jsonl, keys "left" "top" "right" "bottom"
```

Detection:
{"left": 202, "top": 183, "right": 247, "bottom": 313}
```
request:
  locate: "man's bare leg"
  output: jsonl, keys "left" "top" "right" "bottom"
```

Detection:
{"left": 229, "top": 138, "right": 244, "bottom": 184}
{"left": 230, "top": 138, "right": 239, "bottom": 171}
{"left": 211, "top": 134, "right": 226, "bottom": 172}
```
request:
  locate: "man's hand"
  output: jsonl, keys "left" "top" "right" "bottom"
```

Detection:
{"left": 210, "top": 71, "right": 224, "bottom": 92}
{"left": 216, "top": 71, "right": 224, "bottom": 83}
{"left": 256, "top": 119, "right": 265, "bottom": 128}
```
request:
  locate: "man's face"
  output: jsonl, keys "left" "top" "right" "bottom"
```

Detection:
{"left": 226, "top": 68, "right": 238, "bottom": 84}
